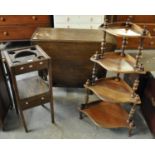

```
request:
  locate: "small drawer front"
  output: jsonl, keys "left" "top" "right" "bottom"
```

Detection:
{"left": 0, "top": 15, "right": 50, "bottom": 26}
{"left": 14, "top": 60, "right": 48, "bottom": 75}
{"left": 21, "top": 93, "right": 50, "bottom": 110}
{"left": 0, "top": 26, "right": 38, "bottom": 41}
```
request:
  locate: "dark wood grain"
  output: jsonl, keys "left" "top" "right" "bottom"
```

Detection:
{"left": 81, "top": 100, "right": 129, "bottom": 128}
{"left": 84, "top": 77, "right": 141, "bottom": 104}
{"left": 91, "top": 52, "right": 146, "bottom": 74}
{"left": 0, "top": 15, "right": 50, "bottom": 26}
{"left": 31, "top": 28, "right": 117, "bottom": 87}
{"left": 107, "top": 15, "right": 155, "bottom": 49}
{"left": 0, "top": 15, "right": 51, "bottom": 41}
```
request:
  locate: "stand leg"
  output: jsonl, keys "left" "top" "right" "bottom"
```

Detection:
{"left": 127, "top": 104, "right": 136, "bottom": 137}
{"left": 79, "top": 104, "right": 84, "bottom": 120}
{"left": 2, "top": 122, "right": 5, "bottom": 131}
{"left": 80, "top": 88, "right": 89, "bottom": 119}
{"left": 19, "top": 109, "right": 28, "bottom": 132}
{"left": 50, "top": 100, "right": 55, "bottom": 124}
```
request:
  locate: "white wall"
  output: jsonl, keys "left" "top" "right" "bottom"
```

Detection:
{"left": 54, "top": 15, "right": 105, "bottom": 29}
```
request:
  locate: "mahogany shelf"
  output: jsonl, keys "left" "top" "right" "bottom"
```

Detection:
{"left": 80, "top": 20, "right": 149, "bottom": 136}
{"left": 17, "top": 76, "right": 49, "bottom": 99}
{"left": 91, "top": 52, "right": 146, "bottom": 74}
{"left": 81, "top": 100, "right": 129, "bottom": 128}
{"left": 84, "top": 77, "right": 141, "bottom": 104}
{"left": 100, "top": 22, "right": 151, "bottom": 38}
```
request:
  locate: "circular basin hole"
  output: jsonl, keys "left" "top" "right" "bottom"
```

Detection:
{"left": 13, "top": 60, "right": 20, "bottom": 64}
{"left": 38, "top": 56, "right": 44, "bottom": 59}
{"left": 8, "top": 51, "right": 15, "bottom": 55}
{"left": 15, "top": 50, "right": 37, "bottom": 58}
{"left": 30, "top": 47, "right": 36, "bottom": 50}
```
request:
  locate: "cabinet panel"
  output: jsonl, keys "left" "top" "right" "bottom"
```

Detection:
{"left": 114, "top": 15, "right": 155, "bottom": 23}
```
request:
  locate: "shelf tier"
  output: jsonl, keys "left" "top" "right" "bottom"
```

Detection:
{"left": 17, "top": 76, "right": 49, "bottom": 99}
{"left": 84, "top": 77, "right": 141, "bottom": 104}
{"left": 100, "top": 22, "right": 151, "bottom": 38}
{"left": 81, "top": 101, "right": 129, "bottom": 128}
{"left": 91, "top": 52, "right": 146, "bottom": 74}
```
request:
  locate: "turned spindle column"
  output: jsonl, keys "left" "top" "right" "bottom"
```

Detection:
{"left": 134, "top": 27, "right": 147, "bottom": 71}
{"left": 128, "top": 75, "right": 141, "bottom": 136}
{"left": 121, "top": 37, "right": 128, "bottom": 57}
{"left": 131, "top": 77, "right": 140, "bottom": 98}
{"left": 120, "top": 18, "right": 131, "bottom": 57}
{"left": 91, "top": 51, "right": 99, "bottom": 85}
{"left": 128, "top": 95, "right": 141, "bottom": 136}
{"left": 100, "top": 18, "right": 108, "bottom": 58}
{"left": 80, "top": 79, "right": 91, "bottom": 119}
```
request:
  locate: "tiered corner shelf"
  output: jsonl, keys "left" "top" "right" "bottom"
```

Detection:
{"left": 80, "top": 18, "right": 151, "bottom": 136}
{"left": 101, "top": 22, "right": 151, "bottom": 38}
{"left": 84, "top": 77, "right": 141, "bottom": 104}
{"left": 90, "top": 52, "right": 146, "bottom": 74}
{"left": 80, "top": 101, "right": 129, "bottom": 128}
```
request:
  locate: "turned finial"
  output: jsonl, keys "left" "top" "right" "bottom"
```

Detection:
{"left": 125, "top": 17, "right": 131, "bottom": 29}
{"left": 85, "top": 79, "right": 90, "bottom": 86}
{"left": 135, "top": 95, "right": 141, "bottom": 104}
{"left": 142, "top": 25, "right": 147, "bottom": 36}
{"left": 94, "top": 51, "right": 100, "bottom": 60}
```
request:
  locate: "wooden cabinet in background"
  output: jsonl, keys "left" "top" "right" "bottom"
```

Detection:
{"left": 0, "top": 15, "right": 53, "bottom": 41}
{"left": 141, "top": 72, "right": 155, "bottom": 135}
{"left": 107, "top": 15, "right": 155, "bottom": 49}
{"left": 0, "top": 53, "right": 12, "bottom": 130}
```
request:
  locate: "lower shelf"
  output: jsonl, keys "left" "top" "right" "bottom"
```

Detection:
{"left": 81, "top": 101, "right": 129, "bottom": 128}
{"left": 17, "top": 76, "right": 49, "bottom": 99}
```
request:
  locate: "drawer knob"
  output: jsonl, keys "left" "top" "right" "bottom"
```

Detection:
{"left": 32, "top": 16, "right": 37, "bottom": 20}
{"left": 25, "top": 102, "right": 29, "bottom": 105}
{"left": 0, "top": 17, "right": 5, "bottom": 21}
{"left": 151, "top": 97, "right": 155, "bottom": 107}
{"left": 150, "top": 41, "right": 154, "bottom": 45}
{"left": 20, "top": 66, "right": 24, "bottom": 70}
{"left": 3, "top": 31, "right": 8, "bottom": 36}
{"left": 29, "top": 65, "right": 33, "bottom": 68}
{"left": 41, "top": 97, "right": 45, "bottom": 100}
{"left": 39, "top": 61, "right": 43, "bottom": 65}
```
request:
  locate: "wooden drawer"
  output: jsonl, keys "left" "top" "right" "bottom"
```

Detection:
{"left": 20, "top": 93, "right": 50, "bottom": 110}
{"left": 14, "top": 60, "right": 48, "bottom": 75}
{"left": 0, "top": 15, "right": 50, "bottom": 26}
{"left": 0, "top": 25, "right": 46, "bottom": 41}
{"left": 116, "top": 37, "right": 155, "bottom": 49}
